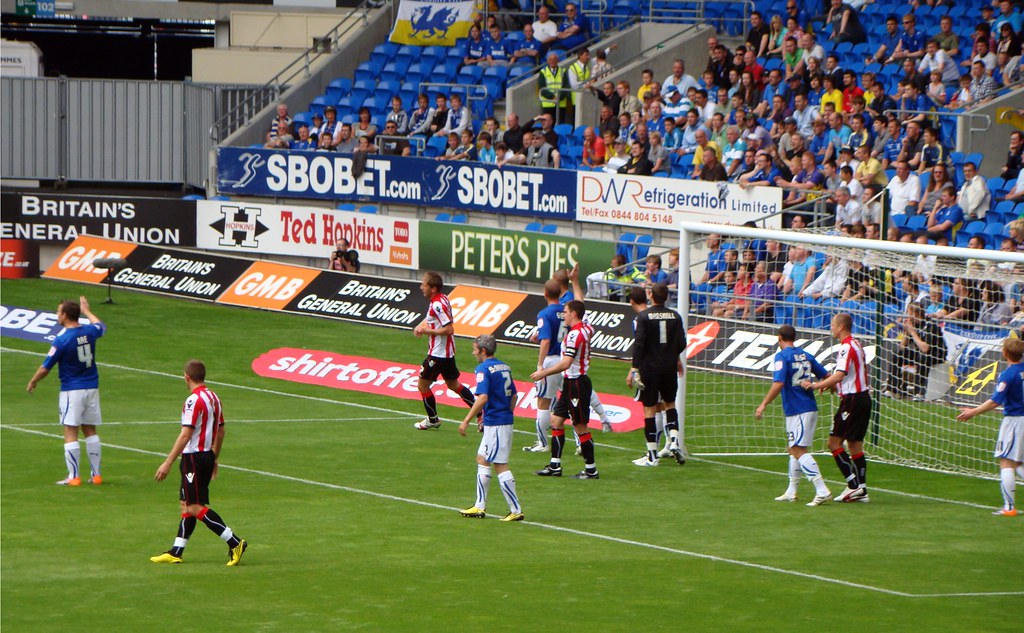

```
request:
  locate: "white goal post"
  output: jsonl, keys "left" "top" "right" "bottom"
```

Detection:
{"left": 675, "top": 221, "right": 1024, "bottom": 478}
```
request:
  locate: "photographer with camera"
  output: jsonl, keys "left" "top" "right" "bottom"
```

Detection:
{"left": 327, "top": 239, "right": 360, "bottom": 273}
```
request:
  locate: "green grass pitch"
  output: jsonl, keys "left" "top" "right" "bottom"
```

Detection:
{"left": 2, "top": 278, "right": 1022, "bottom": 632}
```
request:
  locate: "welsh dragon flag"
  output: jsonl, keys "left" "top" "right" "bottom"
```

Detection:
{"left": 388, "top": 0, "right": 476, "bottom": 46}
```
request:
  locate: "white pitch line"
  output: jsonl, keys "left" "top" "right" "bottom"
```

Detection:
{"left": 6, "top": 424, "right": 1021, "bottom": 599}
{"left": 0, "top": 346, "right": 1001, "bottom": 512}
{"left": 9, "top": 417, "right": 411, "bottom": 428}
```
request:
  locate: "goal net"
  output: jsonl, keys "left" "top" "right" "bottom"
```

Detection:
{"left": 676, "top": 222, "right": 1024, "bottom": 478}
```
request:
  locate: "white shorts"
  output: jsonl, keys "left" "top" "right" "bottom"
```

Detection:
{"left": 478, "top": 424, "right": 514, "bottom": 465}
{"left": 995, "top": 416, "right": 1024, "bottom": 462}
{"left": 785, "top": 411, "right": 817, "bottom": 448}
{"left": 58, "top": 389, "right": 102, "bottom": 427}
{"left": 535, "top": 355, "right": 564, "bottom": 404}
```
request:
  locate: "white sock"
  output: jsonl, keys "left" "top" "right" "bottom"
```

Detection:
{"left": 535, "top": 409, "right": 550, "bottom": 446}
{"left": 497, "top": 470, "right": 520, "bottom": 514}
{"left": 786, "top": 456, "right": 800, "bottom": 494}
{"left": 1000, "top": 468, "right": 1016, "bottom": 511}
{"left": 590, "top": 392, "right": 609, "bottom": 423}
{"left": 476, "top": 465, "right": 491, "bottom": 509}
{"left": 85, "top": 435, "right": 102, "bottom": 477}
{"left": 646, "top": 441, "right": 659, "bottom": 461}
{"left": 798, "top": 453, "right": 829, "bottom": 496}
{"left": 64, "top": 441, "right": 80, "bottom": 479}
{"left": 656, "top": 411, "right": 666, "bottom": 445}
{"left": 572, "top": 427, "right": 581, "bottom": 447}
{"left": 219, "top": 527, "right": 234, "bottom": 543}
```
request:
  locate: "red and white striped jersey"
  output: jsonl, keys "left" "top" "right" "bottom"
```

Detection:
{"left": 561, "top": 321, "right": 594, "bottom": 378}
{"left": 425, "top": 293, "right": 456, "bottom": 358}
{"left": 181, "top": 386, "right": 224, "bottom": 454}
{"left": 834, "top": 335, "right": 868, "bottom": 395}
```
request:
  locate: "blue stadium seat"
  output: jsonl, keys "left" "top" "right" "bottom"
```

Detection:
{"left": 634, "top": 234, "right": 653, "bottom": 259}
{"left": 617, "top": 232, "right": 637, "bottom": 262}
{"left": 427, "top": 135, "right": 449, "bottom": 154}
{"left": 990, "top": 200, "right": 1017, "bottom": 224}
{"left": 965, "top": 152, "right": 983, "bottom": 170}
{"left": 985, "top": 222, "right": 1006, "bottom": 237}
{"left": 962, "top": 220, "right": 986, "bottom": 236}
{"left": 525, "top": 222, "right": 542, "bottom": 232}
{"left": 434, "top": 212, "right": 452, "bottom": 222}
{"left": 541, "top": 224, "right": 558, "bottom": 234}
{"left": 450, "top": 214, "right": 468, "bottom": 224}
{"left": 358, "top": 205, "right": 378, "bottom": 214}
{"left": 329, "top": 77, "right": 352, "bottom": 95}
{"left": 370, "top": 43, "right": 399, "bottom": 68}
{"left": 905, "top": 215, "right": 928, "bottom": 231}
{"left": 182, "top": 194, "right": 204, "bottom": 200}
{"left": 377, "top": 81, "right": 400, "bottom": 99}
{"left": 336, "top": 203, "right": 356, "bottom": 211}
{"left": 354, "top": 62, "right": 379, "bottom": 84}
{"left": 890, "top": 214, "right": 909, "bottom": 229}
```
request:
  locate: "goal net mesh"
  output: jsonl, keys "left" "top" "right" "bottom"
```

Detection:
{"left": 678, "top": 225, "right": 1022, "bottom": 479}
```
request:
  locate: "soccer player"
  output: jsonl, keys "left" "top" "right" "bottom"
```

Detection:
{"left": 412, "top": 271, "right": 476, "bottom": 430}
{"left": 26, "top": 296, "right": 105, "bottom": 486}
{"left": 755, "top": 325, "right": 833, "bottom": 506}
{"left": 628, "top": 285, "right": 686, "bottom": 467}
{"left": 800, "top": 313, "right": 872, "bottom": 503}
{"left": 524, "top": 280, "right": 565, "bottom": 453}
{"left": 957, "top": 337, "right": 1024, "bottom": 517}
{"left": 531, "top": 300, "right": 600, "bottom": 479}
{"left": 561, "top": 265, "right": 613, "bottom": 432}
{"left": 151, "top": 360, "right": 247, "bottom": 565}
{"left": 457, "top": 335, "right": 524, "bottom": 522}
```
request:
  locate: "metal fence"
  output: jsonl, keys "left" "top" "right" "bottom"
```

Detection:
{"left": 1, "top": 76, "right": 259, "bottom": 189}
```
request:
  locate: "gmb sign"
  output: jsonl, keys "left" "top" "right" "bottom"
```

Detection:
{"left": 216, "top": 147, "right": 574, "bottom": 219}
{"left": 418, "top": 221, "right": 611, "bottom": 285}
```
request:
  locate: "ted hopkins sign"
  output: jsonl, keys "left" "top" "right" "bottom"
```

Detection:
{"left": 0, "top": 192, "right": 197, "bottom": 245}
{"left": 216, "top": 147, "right": 574, "bottom": 219}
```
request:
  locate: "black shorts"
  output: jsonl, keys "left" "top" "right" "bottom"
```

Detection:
{"left": 552, "top": 375, "right": 593, "bottom": 427}
{"left": 831, "top": 392, "right": 872, "bottom": 442}
{"left": 179, "top": 451, "right": 216, "bottom": 506}
{"left": 419, "top": 356, "right": 460, "bottom": 382}
{"left": 635, "top": 370, "right": 678, "bottom": 408}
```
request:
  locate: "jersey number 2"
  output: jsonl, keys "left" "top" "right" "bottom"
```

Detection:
{"left": 791, "top": 360, "right": 812, "bottom": 386}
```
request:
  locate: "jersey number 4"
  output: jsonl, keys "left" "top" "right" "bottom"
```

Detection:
{"left": 77, "top": 343, "right": 94, "bottom": 368}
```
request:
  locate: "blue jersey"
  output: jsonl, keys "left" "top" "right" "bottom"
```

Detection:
{"left": 772, "top": 345, "right": 828, "bottom": 416}
{"left": 536, "top": 302, "right": 566, "bottom": 357}
{"left": 992, "top": 362, "right": 1024, "bottom": 417}
{"left": 42, "top": 322, "right": 105, "bottom": 391}
{"left": 474, "top": 357, "right": 517, "bottom": 426}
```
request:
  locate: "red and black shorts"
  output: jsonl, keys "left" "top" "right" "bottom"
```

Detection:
{"left": 419, "top": 356, "right": 460, "bottom": 382}
{"left": 830, "top": 392, "right": 872, "bottom": 442}
{"left": 179, "top": 451, "right": 216, "bottom": 506}
{"left": 636, "top": 370, "right": 678, "bottom": 408}
{"left": 552, "top": 375, "right": 593, "bottom": 427}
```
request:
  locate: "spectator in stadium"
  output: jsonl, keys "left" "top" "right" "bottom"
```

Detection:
{"left": 746, "top": 261, "right": 778, "bottom": 321}
{"left": 979, "top": 282, "right": 1013, "bottom": 326}
{"left": 706, "top": 44, "right": 735, "bottom": 90}
{"left": 647, "top": 130, "right": 670, "bottom": 175}
{"left": 777, "top": 150, "right": 823, "bottom": 207}
{"left": 407, "top": 94, "right": 433, "bottom": 138}
{"left": 955, "top": 161, "right": 989, "bottom": 222}
{"left": 918, "top": 127, "right": 951, "bottom": 175}
{"left": 855, "top": 144, "right": 887, "bottom": 189}
{"left": 721, "top": 125, "right": 747, "bottom": 179}
{"left": 699, "top": 145, "right": 728, "bottom": 182}
{"left": 328, "top": 238, "right": 359, "bottom": 273}
{"left": 596, "top": 103, "right": 619, "bottom": 138}
{"left": 580, "top": 126, "right": 605, "bottom": 168}
{"left": 930, "top": 278, "right": 981, "bottom": 323}
{"left": 781, "top": 246, "right": 817, "bottom": 298}
{"left": 524, "top": 113, "right": 559, "bottom": 146}
{"left": 920, "top": 38, "right": 961, "bottom": 88}
{"left": 499, "top": 112, "right": 523, "bottom": 154}
{"left": 451, "top": 128, "right": 478, "bottom": 161}
{"left": 617, "top": 141, "right": 652, "bottom": 175}
{"left": 591, "top": 81, "right": 622, "bottom": 119}
{"left": 462, "top": 23, "right": 488, "bottom": 68}
{"left": 553, "top": 3, "right": 589, "bottom": 52}
{"left": 330, "top": 123, "right": 353, "bottom": 153}
{"left": 926, "top": 186, "right": 964, "bottom": 243}
{"left": 482, "top": 22, "right": 511, "bottom": 67}
{"left": 641, "top": 254, "right": 668, "bottom": 287}
{"left": 428, "top": 94, "right": 449, "bottom": 136}
{"left": 386, "top": 97, "right": 409, "bottom": 136}
{"left": 796, "top": 32, "right": 826, "bottom": 74}
{"left": 378, "top": 120, "right": 411, "bottom": 156}
{"left": 926, "top": 70, "right": 948, "bottom": 107}
{"left": 833, "top": 186, "right": 864, "bottom": 230}
{"left": 867, "top": 15, "right": 902, "bottom": 65}
{"left": 437, "top": 93, "right": 470, "bottom": 138}
{"left": 524, "top": 130, "right": 560, "bottom": 168}
{"left": 265, "top": 102, "right": 292, "bottom": 147}
{"left": 436, "top": 132, "right": 461, "bottom": 160}
{"left": 968, "top": 60, "right": 999, "bottom": 105}
{"left": 1001, "top": 130, "right": 1024, "bottom": 180}
{"left": 825, "top": 0, "right": 866, "bottom": 45}
{"left": 887, "top": 13, "right": 926, "bottom": 64}
{"left": 745, "top": 11, "right": 770, "bottom": 58}
{"left": 350, "top": 107, "right": 375, "bottom": 142}
{"left": 740, "top": 151, "right": 782, "bottom": 188}
{"left": 316, "top": 128, "right": 335, "bottom": 152}
{"left": 886, "top": 159, "right": 922, "bottom": 218}
{"left": 309, "top": 112, "right": 326, "bottom": 142}
{"left": 494, "top": 141, "right": 514, "bottom": 166}
{"left": 663, "top": 58, "right": 699, "bottom": 96}
{"left": 287, "top": 123, "right": 316, "bottom": 150}
{"left": 922, "top": 164, "right": 954, "bottom": 213}
{"left": 896, "top": 120, "right": 925, "bottom": 170}
{"left": 888, "top": 301, "right": 946, "bottom": 399}
{"left": 997, "top": 20, "right": 1023, "bottom": 59}
{"left": 532, "top": 5, "right": 558, "bottom": 50}
{"left": 800, "top": 253, "right": 849, "bottom": 300}
{"left": 842, "top": 255, "right": 878, "bottom": 303}
{"left": 509, "top": 25, "right": 539, "bottom": 66}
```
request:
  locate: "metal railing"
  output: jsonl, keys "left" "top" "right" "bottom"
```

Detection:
{"left": 208, "top": 2, "right": 374, "bottom": 143}
{"left": 883, "top": 108, "right": 991, "bottom": 154}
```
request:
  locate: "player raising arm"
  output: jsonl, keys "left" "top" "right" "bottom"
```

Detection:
{"left": 800, "top": 313, "right": 872, "bottom": 503}
{"left": 956, "top": 337, "right": 1024, "bottom": 517}
{"left": 457, "top": 335, "right": 524, "bottom": 522}
{"left": 756, "top": 325, "right": 833, "bottom": 506}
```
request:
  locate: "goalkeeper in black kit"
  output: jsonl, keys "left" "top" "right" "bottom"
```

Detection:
{"left": 627, "top": 283, "right": 687, "bottom": 467}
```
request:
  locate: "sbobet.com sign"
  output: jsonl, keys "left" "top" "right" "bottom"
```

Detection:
{"left": 216, "top": 148, "right": 574, "bottom": 219}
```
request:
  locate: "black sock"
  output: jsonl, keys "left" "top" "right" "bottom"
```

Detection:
{"left": 665, "top": 408, "right": 679, "bottom": 433}
{"left": 458, "top": 385, "right": 476, "bottom": 409}
{"left": 170, "top": 514, "right": 196, "bottom": 557}
{"left": 550, "top": 430, "right": 565, "bottom": 463}
{"left": 200, "top": 507, "right": 240, "bottom": 548}
{"left": 422, "top": 394, "right": 438, "bottom": 421}
{"left": 852, "top": 452, "right": 867, "bottom": 487}
{"left": 832, "top": 449, "right": 859, "bottom": 488}
{"left": 579, "top": 432, "right": 596, "bottom": 471}
{"left": 643, "top": 416, "right": 658, "bottom": 444}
